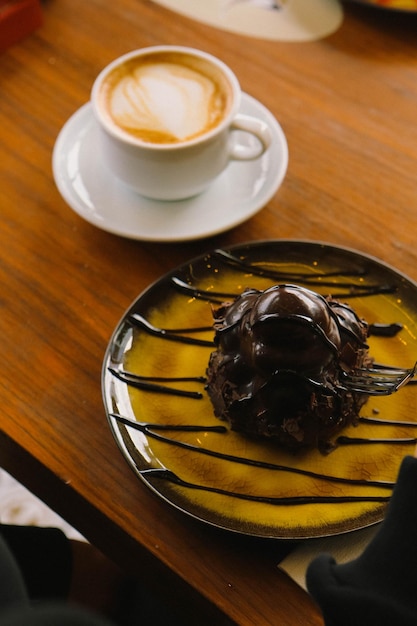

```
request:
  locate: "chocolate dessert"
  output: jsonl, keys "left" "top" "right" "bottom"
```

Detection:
{"left": 206, "top": 284, "right": 372, "bottom": 453}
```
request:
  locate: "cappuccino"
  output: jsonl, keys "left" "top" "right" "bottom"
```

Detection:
{"left": 91, "top": 46, "right": 272, "bottom": 200}
{"left": 97, "top": 51, "right": 233, "bottom": 145}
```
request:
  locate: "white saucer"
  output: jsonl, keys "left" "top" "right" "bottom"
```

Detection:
{"left": 52, "top": 94, "right": 288, "bottom": 242}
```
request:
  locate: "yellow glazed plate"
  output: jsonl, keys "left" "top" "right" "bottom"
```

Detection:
{"left": 102, "top": 240, "right": 417, "bottom": 539}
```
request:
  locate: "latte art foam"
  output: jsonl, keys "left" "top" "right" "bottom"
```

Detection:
{"left": 100, "top": 54, "right": 232, "bottom": 144}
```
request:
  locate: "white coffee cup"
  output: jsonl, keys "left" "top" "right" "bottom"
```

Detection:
{"left": 91, "top": 46, "right": 272, "bottom": 201}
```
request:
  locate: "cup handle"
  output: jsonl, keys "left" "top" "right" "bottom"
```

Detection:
{"left": 229, "top": 114, "right": 272, "bottom": 160}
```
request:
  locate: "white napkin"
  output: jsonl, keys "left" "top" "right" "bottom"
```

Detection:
{"left": 279, "top": 525, "right": 378, "bottom": 591}
{"left": 0, "top": 469, "right": 86, "bottom": 541}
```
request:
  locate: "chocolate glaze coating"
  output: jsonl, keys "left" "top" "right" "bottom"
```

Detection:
{"left": 206, "top": 285, "right": 371, "bottom": 453}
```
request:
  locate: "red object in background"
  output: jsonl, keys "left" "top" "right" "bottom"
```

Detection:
{"left": 0, "top": 0, "right": 43, "bottom": 54}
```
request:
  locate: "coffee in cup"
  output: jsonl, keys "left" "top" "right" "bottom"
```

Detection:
{"left": 96, "top": 50, "right": 234, "bottom": 146}
{"left": 92, "top": 46, "right": 273, "bottom": 201}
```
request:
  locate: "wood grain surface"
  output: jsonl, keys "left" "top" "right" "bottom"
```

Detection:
{"left": 1, "top": 1, "right": 417, "bottom": 624}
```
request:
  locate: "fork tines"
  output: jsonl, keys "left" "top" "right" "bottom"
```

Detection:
{"left": 342, "top": 362, "right": 417, "bottom": 396}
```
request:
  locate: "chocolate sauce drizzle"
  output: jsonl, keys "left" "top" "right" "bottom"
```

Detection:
{"left": 171, "top": 276, "right": 396, "bottom": 304}
{"left": 128, "top": 312, "right": 402, "bottom": 345}
{"left": 129, "top": 313, "right": 214, "bottom": 346}
{"left": 368, "top": 322, "right": 403, "bottom": 337}
{"left": 139, "top": 468, "right": 390, "bottom": 506}
{"left": 360, "top": 416, "right": 417, "bottom": 427}
{"left": 109, "top": 367, "right": 206, "bottom": 399}
{"left": 109, "top": 249, "right": 416, "bottom": 509}
{"left": 338, "top": 436, "right": 417, "bottom": 446}
{"left": 190, "top": 249, "right": 397, "bottom": 299}
{"left": 111, "top": 413, "right": 395, "bottom": 500}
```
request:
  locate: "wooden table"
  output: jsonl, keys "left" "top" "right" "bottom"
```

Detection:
{"left": 1, "top": 2, "right": 417, "bottom": 624}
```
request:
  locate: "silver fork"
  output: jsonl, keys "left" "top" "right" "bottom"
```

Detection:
{"left": 341, "top": 362, "right": 417, "bottom": 396}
